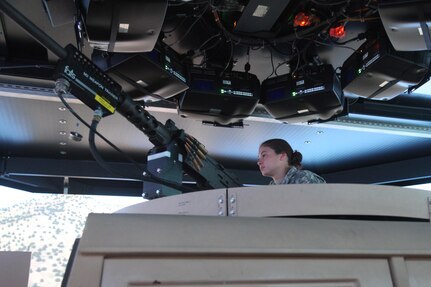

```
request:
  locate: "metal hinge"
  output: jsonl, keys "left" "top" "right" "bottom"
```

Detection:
{"left": 228, "top": 194, "right": 237, "bottom": 216}
{"left": 217, "top": 194, "right": 226, "bottom": 216}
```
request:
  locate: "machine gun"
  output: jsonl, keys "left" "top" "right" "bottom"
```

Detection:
{"left": 0, "top": 0, "right": 242, "bottom": 199}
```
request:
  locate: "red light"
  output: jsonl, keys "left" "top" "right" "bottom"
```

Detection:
{"left": 294, "top": 12, "right": 312, "bottom": 27}
{"left": 329, "top": 25, "right": 345, "bottom": 38}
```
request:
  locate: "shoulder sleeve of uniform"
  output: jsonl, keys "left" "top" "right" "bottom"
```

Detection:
{"left": 293, "top": 170, "right": 326, "bottom": 184}
{"left": 307, "top": 171, "right": 326, "bottom": 183}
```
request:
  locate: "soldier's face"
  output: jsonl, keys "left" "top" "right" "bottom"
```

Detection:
{"left": 257, "top": 146, "right": 286, "bottom": 177}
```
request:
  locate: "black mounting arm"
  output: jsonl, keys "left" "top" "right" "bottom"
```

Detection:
{"left": 0, "top": 0, "right": 243, "bottom": 199}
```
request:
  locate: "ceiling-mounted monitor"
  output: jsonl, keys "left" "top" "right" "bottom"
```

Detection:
{"left": 378, "top": 0, "right": 431, "bottom": 51}
{"left": 178, "top": 68, "right": 260, "bottom": 125}
{"left": 78, "top": 0, "right": 168, "bottom": 53}
{"left": 261, "top": 65, "right": 344, "bottom": 123}
{"left": 92, "top": 43, "right": 188, "bottom": 102}
{"left": 341, "top": 35, "right": 430, "bottom": 100}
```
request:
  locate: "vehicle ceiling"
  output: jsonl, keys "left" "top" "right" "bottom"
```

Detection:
{"left": 0, "top": 0, "right": 431, "bottom": 196}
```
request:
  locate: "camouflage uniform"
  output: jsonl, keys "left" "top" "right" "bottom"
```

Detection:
{"left": 269, "top": 166, "right": 326, "bottom": 184}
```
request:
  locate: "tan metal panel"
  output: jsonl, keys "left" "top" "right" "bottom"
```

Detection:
{"left": 77, "top": 213, "right": 431, "bottom": 256}
{"left": 65, "top": 256, "right": 104, "bottom": 287}
{"left": 229, "top": 184, "right": 431, "bottom": 219}
{"left": 405, "top": 259, "right": 431, "bottom": 287}
{"left": 114, "top": 184, "right": 431, "bottom": 220}
{"left": 101, "top": 258, "right": 393, "bottom": 287}
{"left": 115, "top": 188, "right": 226, "bottom": 216}
{"left": 0, "top": 252, "right": 31, "bottom": 287}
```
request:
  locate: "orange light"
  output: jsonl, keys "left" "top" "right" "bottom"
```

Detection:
{"left": 329, "top": 25, "right": 346, "bottom": 38}
{"left": 294, "top": 12, "right": 312, "bottom": 27}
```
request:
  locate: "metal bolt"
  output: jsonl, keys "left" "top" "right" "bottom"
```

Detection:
{"left": 218, "top": 211, "right": 224, "bottom": 216}
{"left": 142, "top": 192, "right": 147, "bottom": 198}
{"left": 143, "top": 171, "right": 147, "bottom": 176}
{"left": 156, "top": 168, "right": 162, "bottom": 173}
{"left": 229, "top": 210, "right": 236, "bottom": 215}
{"left": 156, "top": 189, "right": 161, "bottom": 196}
{"left": 218, "top": 196, "right": 224, "bottom": 204}
{"left": 230, "top": 196, "right": 236, "bottom": 204}
{"left": 69, "top": 131, "right": 83, "bottom": 142}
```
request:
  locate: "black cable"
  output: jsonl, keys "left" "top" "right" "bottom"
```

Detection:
{"left": 330, "top": 35, "right": 359, "bottom": 45}
{"left": 201, "top": 37, "right": 224, "bottom": 53}
{"left": 290, "top": 39, "right": 313, "bottom": 76}
{"left": 220, "top": 35, "right": 234, "bottom": 76}
{"left": 291, "top": 41, "right": 301, "bottom": 76}
{"left": 314, "top": 39, "right": 357, "bottom": 52}
{"left": 269, "top": 42, "right": 294, "bottom": 57}
{"left": 244, "top": 46, "right": 251, "bottom": 73}
{"left": 88, "top": 115, "right": 130, "bottom": 179}
{"left": 195, "top": 35, "right": 226, "bottom": 67}
{"left": 197, "top": 32, "right": 222, "bottom": 51}
{"left": 168, "top": 4, "right": 210, "bottom": 47}
{"left": 329, "top": 31, "right": 367, "bottom": 45}
{"left": 56, "top": 92, "right": 142, "bottom": 169}
{"left": 212, "top": 8, "right": 345, "bottom": 46}
{"left": 265, "top": 45, "right": 276, "bottom": 79}
{"left": 193, "top": 34, "right": 225, "bottom": 67}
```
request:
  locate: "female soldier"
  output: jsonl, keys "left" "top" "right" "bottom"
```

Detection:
{"left": 257, "top": 138, "right": 325, "bottom": 184}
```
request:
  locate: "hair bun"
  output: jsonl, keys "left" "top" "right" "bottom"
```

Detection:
{"left": 290, "top": 150, "right": 303, "bottom": 166}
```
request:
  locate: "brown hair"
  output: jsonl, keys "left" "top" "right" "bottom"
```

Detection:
{"left": 260, "top": 138, "right": 303, "bottom": 168}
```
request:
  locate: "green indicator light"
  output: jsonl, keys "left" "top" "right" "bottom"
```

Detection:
{"left": 358, "top": 68, "right": 362, "bottom": 74}
{"left": 292, "top": 92, "right": 297, "bottom": 97}
{"left": 221, "top": 89, "right": 225, "bottom": 94}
